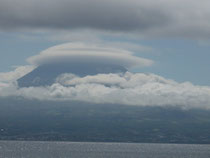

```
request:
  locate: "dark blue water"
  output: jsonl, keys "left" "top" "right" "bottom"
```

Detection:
{"left": 0, "top": 141, "right": 209, "bottom": 158}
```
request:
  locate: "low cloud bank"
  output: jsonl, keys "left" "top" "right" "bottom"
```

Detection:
{"left": 1, "top": 72, "right": 210, "bottom": 109}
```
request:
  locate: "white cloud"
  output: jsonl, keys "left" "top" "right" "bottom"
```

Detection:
{"left": 0, "top": 43, "right": 209, "bottom": 109}
{"left": 27, "top": 42, "right": 153, "bottom": 68}
{"left": 1, "top": 72, "right": 210, "bottom": 109}
{"left": 0, "top": 65, "right": 34, "bottom": 83}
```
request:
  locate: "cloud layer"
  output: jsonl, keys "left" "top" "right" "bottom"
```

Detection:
{"left": 27, "top": 43, "right": 153, "bottom": 68}
{"left": 1, "top": 0, "right": 210, "bottom": 39}
{"left": 0, "top": 43, "right": 210, "bottom": 109}
{"left": 1, "top": 72, "right": 210, "bottom": 109}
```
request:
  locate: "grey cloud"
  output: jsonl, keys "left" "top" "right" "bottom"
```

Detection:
{"left": 2, "top": 0, "right": 210, "bottom": 39}
{"left": 0, "top": 0, "right": 168, "bottom": 31}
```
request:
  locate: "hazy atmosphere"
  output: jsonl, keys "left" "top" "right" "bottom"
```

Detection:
{"left": 1, "top": 0, "right": 210, "bottom": 109}
{"left": 1, "top": 0, "right": 210, "bottom": 150}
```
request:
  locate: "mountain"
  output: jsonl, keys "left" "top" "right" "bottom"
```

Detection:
{"left": 0, "top": 97, "right": 210, "bottom": 144}
{"left": 12, "top": 61, "right": 210, "bottom": 144}
{"left": 17, "top": 62, "right": 127, "bottom": 87}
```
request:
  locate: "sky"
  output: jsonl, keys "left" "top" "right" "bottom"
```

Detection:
{"left": 0, "top": 0, "right": 210, "bottom": 109}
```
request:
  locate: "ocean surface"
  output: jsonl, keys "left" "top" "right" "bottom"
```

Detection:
{"left": 0, "top": 141, "right": 209, "bottom": 158}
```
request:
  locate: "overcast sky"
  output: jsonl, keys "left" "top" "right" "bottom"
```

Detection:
{"left": 0, "top": 0, "right": 210, "bottom": 108}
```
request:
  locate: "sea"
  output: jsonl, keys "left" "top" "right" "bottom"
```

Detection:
{"left": 0, "top": 141, "right": 209, "bottom": 158}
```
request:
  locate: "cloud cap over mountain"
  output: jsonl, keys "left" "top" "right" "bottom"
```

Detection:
{"left": 27, "top": 43, "right": 153, "bottom": 68}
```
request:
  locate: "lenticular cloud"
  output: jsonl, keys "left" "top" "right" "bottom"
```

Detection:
{"left": 27, "top": 43, "right": 153, "bottom": 69}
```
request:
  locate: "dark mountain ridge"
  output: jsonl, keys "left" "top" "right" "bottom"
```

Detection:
{"left": 0, "top": 97, "right": 210, "bottom": 144}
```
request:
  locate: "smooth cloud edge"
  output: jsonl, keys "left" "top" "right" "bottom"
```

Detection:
{"left": 26, "top": 42, "right": 154, "bottom": 69}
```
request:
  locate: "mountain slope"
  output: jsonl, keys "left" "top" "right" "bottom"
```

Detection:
{"left": 17, "top": 62, "right": 127, "bottom": 87}
{"left": 0, "top": 97, "right": 210, "bottom": 144}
